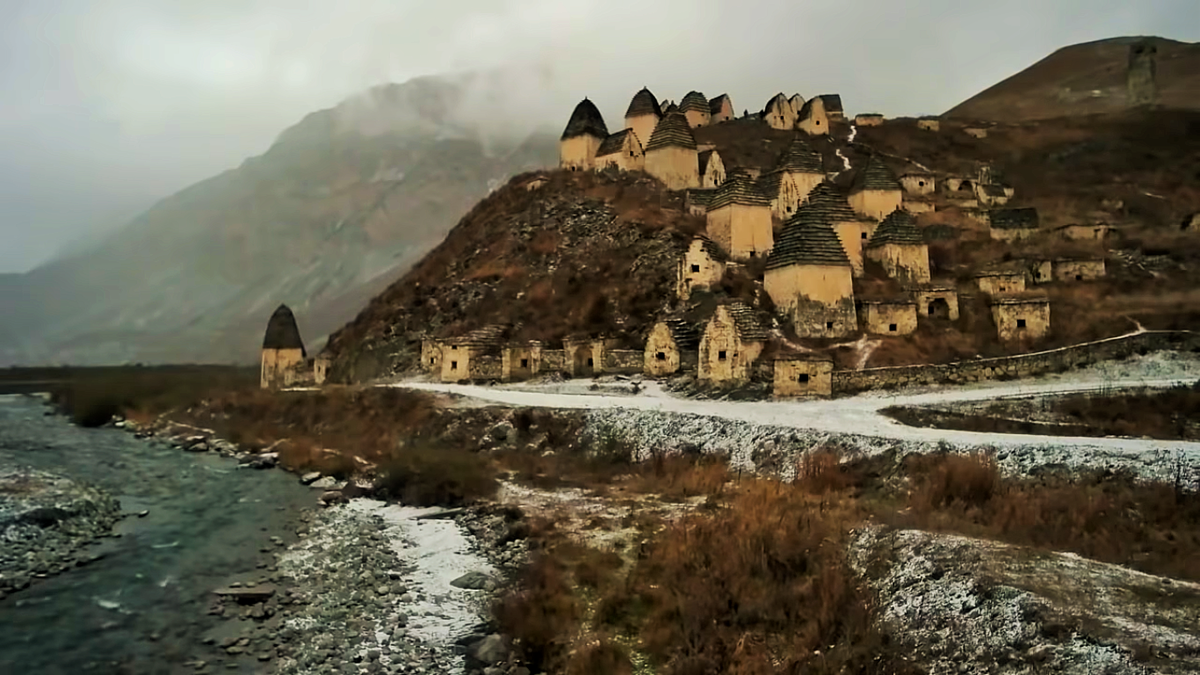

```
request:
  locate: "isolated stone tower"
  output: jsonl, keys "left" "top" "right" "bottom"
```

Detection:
{"left": 1127, "top": 39, "right": 1158, "bottom": 107}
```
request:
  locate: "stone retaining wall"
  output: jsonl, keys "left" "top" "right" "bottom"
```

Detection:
{"left": 832, "top": 331, "right": 1200, "bottom": 395}
{"left": 605, "top": 349, "right": 644, "bottom": 374}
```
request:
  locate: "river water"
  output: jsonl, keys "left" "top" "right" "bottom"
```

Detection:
{"left": 0, "top": 395, "right": 315, "bottom": 675}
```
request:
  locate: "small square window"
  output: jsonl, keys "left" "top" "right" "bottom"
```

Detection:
{"left": 797, "top": 373, "right": 810, "bottom": 383}
{"left": 691, "top": 264, "right": 700, "bottom": 273}
{"left": 520, "top": 358, "right": 529, "bottom": 368}
{"left": 587, "top": 357, "right": 594, "bottom": 367}
{"left": 861, "top": 232, "right": 867, "bottom": 239}
{"left": 826, "top": 321, "right": 834, "bottom": 329}
{"left": 889, "top": 323, "right": 898, "bottom": 332}
{"left": 430, "top": 358, "right": 435, "bottom": 364}
{"left": 451, "top": 361, "right": 458, "bottom": 370}
{"left": 1017, "top": 319, "right": 1027, "bottom": 328}
{"left": 451, "top": 345, "right": 458, "bottom": 350}
{"left": 656, "top": 352, "right": 666, "bottom": 361}
{"left": 718, "top": 350, "right": 727, "bottom": 361}
{"left": 1075, "top": 274, "right": 1082, "bottom": 281}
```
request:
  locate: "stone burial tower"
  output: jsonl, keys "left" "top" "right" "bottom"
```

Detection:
{"left": 1127, "top": 38, "right": 1158, "bottom": 107}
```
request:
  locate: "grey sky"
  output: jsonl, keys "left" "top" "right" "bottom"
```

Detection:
{"left": 0, "top": 0, "right": 1195, "bottom": 273}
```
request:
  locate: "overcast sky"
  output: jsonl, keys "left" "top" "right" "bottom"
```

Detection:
{"left": 0, "top": 0, "right": 1195, "bottom": 273}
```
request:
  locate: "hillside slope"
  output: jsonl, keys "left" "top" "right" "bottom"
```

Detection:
{"left": 945, "top": 36, "right": 1200, "bottom": 122}
{"left": 0, "top": 75, "right": 556, "bottom": 367}
{"left": 325, "top": 170, "right": 720, "bottom": 382}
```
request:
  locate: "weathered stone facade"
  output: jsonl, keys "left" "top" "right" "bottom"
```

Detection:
{"left": 762, "top": 93, "right": 796, "bottom": 131}
{"left": 765, "top": 212, "right": 857, "bottom": 338}
{"left": 502, "top": 342, "right": 543, "bottom": 381}
{"left": 899, "top": 173, "right": 936, "bottom": 196}
{"left": 854, "top": 113, "right": 884, "bottom": 127}
{"left": 314, "top": 355, "right": 330, "bottom": 385}
{"left": 964, "top": 127, "right": 988, "bottom": 139}
{"left": 560, "top": 98, "right": 608, "bottom": 171}
{"left": 912, "top": 285, "right": 960, "bottom": 321}
{"left": 797, "top": 97, "right": 829, "bottom": 135}
{"left": 699, "top": 150, "right": 726, "bottom": 189}
{"left": 849, "top": 158, "right": 903, "bottom": 220}
{"left": 594, "top": 129, "right": 644, "bottom": 172}
{"left": 678, "top": 236, "right": 727, "bottom": 299}
{"left": 860, "top": 300, "right": 918, "bottom": 335}
{"left": 991, "top": 295, "right": 1051, "bottom": 344}
{"left": 773, "top": 356, "right": 834, "bottom": 398}
{"left": 706, "top": 172, "right": 774, "bottom": 261}
{"left": 679, "top": 91, "right": 712, "bottom": 128}
{"left": 261, "top": 304, "right": 308, "bottom": 390}
{"left": 708, "top": 94, "right": 734, "bottom": 124}
{"left": 644, "top": 112, "right": 700, "bottom": 190}
{"left": 917, "top": 119, "right": 941, "bottom": 132}
{"left": 644, "top": 320, "right": 700, "bottom": 377}
{"left": 1056, "top": 223, "right": 1115, "bottom": 241}
{"left": 974, "top": 270, "right": 1027, "bottom": 296}
{"left": 989, "top": 207, "right": 1040, "bottom": 242}
{"left": 698, "top": 303, "right": 768, "bottom": 384}
{"left": 421, "top": 338, "right": 442, "bottom": 373}
{"left": 624, "top": 88, "right": 662, "bottom": 161}
{"left": 1053, "top": 258, "right": 1106, "bottom": 282}
{"left": 865, "top": 210, "right": 931, "bottom": 285}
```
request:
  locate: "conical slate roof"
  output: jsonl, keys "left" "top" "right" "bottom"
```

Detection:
{"left": 851, "top": 157, "right": 902, "bottom": 192}
{"left": 777, "top": 136, "right": 824, "bottom": 174}
{"left": 866, "top": 209, "right": 924, "bottom": 249}
{"left": 263, "top": 304, "right": 306, "bottom": 353}
{"left": 708, "top": 94, "right": 732, "bottom": 115}
{"left": 766, "top": 213, "right": 851, "bottom": 270}
{"left": 679, "top": 91, "right": 709, "bottom": 113}
{"left": 561, "top": 98, "right": 608, "bottom": 141}
{"left": 764, "top": 93, "right": 790, "bottom": 113}
{"left": 645, "top": 112, "right": 697, "bottom": 152}
{"left": 663, "top": 101, "right": 679, "bottom": 114}
{"left": 625, "top": 87, "right": 662, "bottom": 119}
{"left": 805, "top": 182, "right": 864, "bottom": 222}
{"left": 708, "top": 171, "right": 771, "bottom": 210}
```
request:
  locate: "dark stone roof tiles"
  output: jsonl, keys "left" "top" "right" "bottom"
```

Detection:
{"left": 723, "top": 301, "right": 770, "bottom": 341}
{"left": 596, "top": 129, "right": 634, "bottom": 157}
{"left": 708, "top": 172, "right": 771, "bottom": 210}
{"left": 561, "top": 98, "right": 608, "bottom": 140}
{"left": 645, "top": 112, "right": 696, "bottom": 151}
{"left": 990, "top": 207, "right": 1040, "bottom": 230}
{"left": 263, "top": 304, "right": 306, "bottom": 353}
{"left": 708, "top": 94, "right": 731, "bottom": 115}
{"left": 817, "top": 94, "right": 844, "bottom": 113}
{"left": 663, "top": 318, "right": 701, "bottom": 350}
{"left": 625, "top": 87, "right": 662, "bottom": 119}
{"left": 694, "top": 234, "right": 728, "bottom": 262}
{"left": 866, "top": 209, "right": 925, "bottom": 248}
{"left": 851, "top": 157, "right": 902, "bottom": 192}
{"left": 679, "top": 91, "right": 710, "bottom": 113}
{"left": 805, "top": 182, "right": 865, "bottom": 222}
{"left": 766, "top": 213, "right": 851, "bottom": 270}
{"left": 777, "top": 136, "right": 824, "bottom": 173}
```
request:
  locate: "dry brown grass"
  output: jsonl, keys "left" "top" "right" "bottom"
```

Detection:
{"left": 895, "top": 452, "right": 1200, "bottom": 581}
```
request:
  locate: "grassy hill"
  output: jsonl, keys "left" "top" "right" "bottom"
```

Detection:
{"left": 945, "top": 36, "right": 1200, "bottom": 122}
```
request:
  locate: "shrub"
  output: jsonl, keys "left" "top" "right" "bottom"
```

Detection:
{"left": 910, "top": 451, "right": 1001, "bottom": 511}
{"left": 376, "top": 445, "right": 496, "bottom": 506}
{"left": 565, "top": 638, "right": 633, "bottom": 675}
{"left": 494, "top": 555, "right": 580, "bottom": 671}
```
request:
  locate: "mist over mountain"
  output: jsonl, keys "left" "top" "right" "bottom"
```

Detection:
{"left": 0, "top": 73, "right": 557, "bottom": 366}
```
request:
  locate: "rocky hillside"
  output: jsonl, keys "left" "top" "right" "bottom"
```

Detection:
{"left": 0, "top": 76, "right": 557, "bottom": 367}
{"left": 324, "top": 170, "right": 719, "bottom": 382}
{"left": 945, "top": 36, "right": 1200, "bottom": 122}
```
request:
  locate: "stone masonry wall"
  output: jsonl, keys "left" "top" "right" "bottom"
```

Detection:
{"left": 832, "top": 331, "right": 1200, "bottom": 395}
{"left": 605, "top": 349, "right": 644, "bottom": 374}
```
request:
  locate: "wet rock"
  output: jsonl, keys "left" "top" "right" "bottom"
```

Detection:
{"left": 467, "top": 634, "right": 507, "bottom": 665}
{"left": 449, "top": 572, "right": 491, "bottom": 590}
{"left": 300, "top": 472, "right": 322, "bottom": 485}
{"left": 310, "top": 477, "right": 345, "bottom": 491}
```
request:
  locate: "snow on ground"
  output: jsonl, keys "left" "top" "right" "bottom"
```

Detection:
{"left": 347, "top": 500, "right": 496, "bottom": 646}
{"left": 391, "top": 351, "right": 1200, "bottom": 481}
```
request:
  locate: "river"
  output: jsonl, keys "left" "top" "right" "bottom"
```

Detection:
{"left": 0, "top": 394, "right": 315, "bottom": 675}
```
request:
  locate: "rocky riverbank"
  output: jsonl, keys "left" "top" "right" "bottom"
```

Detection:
{"left": 0, "top": 467, "right": 122, "bottom": 598}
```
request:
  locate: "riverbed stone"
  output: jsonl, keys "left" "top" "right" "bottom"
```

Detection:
{"left": 449, "top": 571, "right": 491, "bottom": 590}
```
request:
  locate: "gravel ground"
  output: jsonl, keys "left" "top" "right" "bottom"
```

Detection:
{"left": 849, "top": 526, "right": 1200, "bottom": 674}
{"left": 0, "top": 467, "right": 122, "bottom": 598}
{"left": 396, "top": 351, "right": 1200, "bottom": 483}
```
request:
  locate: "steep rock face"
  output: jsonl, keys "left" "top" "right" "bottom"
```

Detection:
{"left": 946, "top": 36, "right": 1200, "bottom": 122}
{"left": 0, "top": 75, "right": 557, "bottom": 366}
{"left": 325, "top": 170, "right": 708, "bottom": 383}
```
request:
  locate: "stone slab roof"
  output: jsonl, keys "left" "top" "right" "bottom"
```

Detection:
{"left": 708, "top": 171, "right": 771, "bottom": 210}
{"left": 763, "top": 93, "right": 790, "bottom": 114}
{"left": 263, "top": 304, "right": 306, "bottom": 353}
{"left": 596, "top": 129, "right": 634, "bottom": 157}
{"left": 756, "top": 170, "right": 785, "bottom": 199}
{"left": 767, "top": 212, "right": 851, "bottom": 270}
{"left": 708, "top": 94, "right": 731, "bottom": 115}
{"left": 777, "top": 136, "right": 824, "bottom": 174}
{"left": 694, "top": 234, "right": 728, "bottom": 262}
{"left": 990, "top": 207, "right": 1040, "bottom": 230}
{"left": 663, "top": 318, "right": 701, "bottom": 350}
{"left": 625, "top": 87, "right": 662, "bottom": 119}
{"left": 723, "top": 301, "right": 770, "bottom": 341}
{"left": 561, "top": 98, "right": 608, "bottom": 140}
{"left": 645, "top": 112, "right": 697, "bottom": 152}
{"left": 850, "top": 157, "right": 902, "bottom": 193}
{"left": 990, "top": 292, "right": 1050, "bottom": 306}
{"left": 685, "top": 188, "right": 717, "bottom": 209}
{"left": 806, "top": 181, "right": 867, "bottom": 222}
{"left": 866, "top": 209, "right": 924, "bottom": 249}
{"left": 679, "top": 91, "right": 709, "bottom": 113}
{"left": 816, "top": 94, "right": 844, "bottom": 113}
{"left": 445, "top": 324, "right": 510, "bottom": 347}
